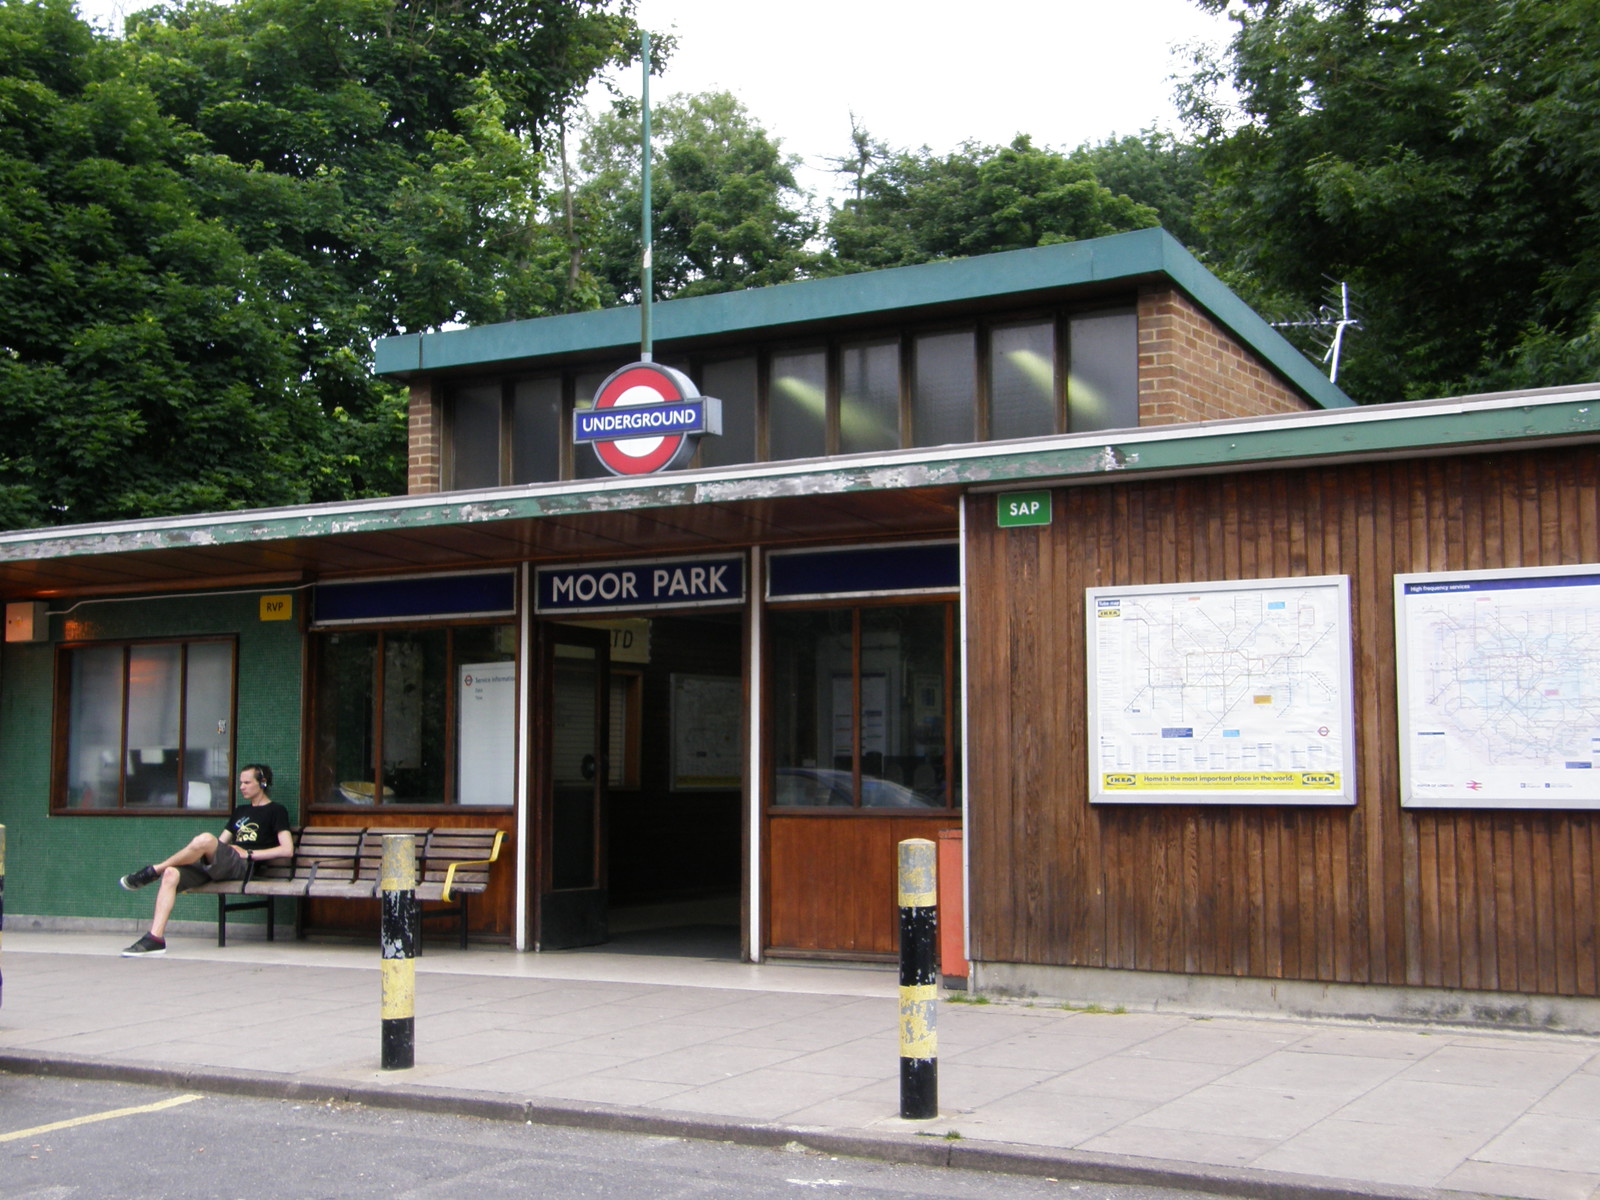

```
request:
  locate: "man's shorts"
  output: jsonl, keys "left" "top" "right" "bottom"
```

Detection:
{"left": 175, "top": 842, "right": 249, "bottom": 891}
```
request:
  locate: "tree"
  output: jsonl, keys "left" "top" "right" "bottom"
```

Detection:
{"left": 1069, "top": 130, "right": 1210, "bottom": 256}
{"left": 130, "top": 0, "right": 643, "bottom": 495}
{"left": 565, "top": 90, "right": 821, "bottom": 304}
{"left": 0, "top": 0, "right": 644, "bottom": 525}
{"left": 825, "top": 135, "right": 1160, "bottom": 274}
{"left": 0, "top": 0, "right": 319, "bottom": 526}
{"left": 1183, "top": 0, "right": 1600, "bottom": 402}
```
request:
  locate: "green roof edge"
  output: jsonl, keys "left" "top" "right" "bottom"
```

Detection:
{"left": 373, "top": 229, "right": 1353, "bottom": 410}
{"left": 4, "top": 388, "right": 1590, "bottom": 565}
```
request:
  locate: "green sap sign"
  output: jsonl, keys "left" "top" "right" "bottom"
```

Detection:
{"left": 997, "top": 491, "right": 1052, "bottom": 528}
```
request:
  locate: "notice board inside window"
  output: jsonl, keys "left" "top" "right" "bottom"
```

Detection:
{"left": 671, "top": 674, "right": 741, "bottom": 791}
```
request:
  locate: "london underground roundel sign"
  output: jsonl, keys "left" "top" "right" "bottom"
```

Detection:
{"left": 574, "top": 362, "right": 722, "bottom": 477}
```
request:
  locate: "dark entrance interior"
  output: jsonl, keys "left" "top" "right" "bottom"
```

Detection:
{"left": 601, "top": 611, "right": 743, "bottom": 957}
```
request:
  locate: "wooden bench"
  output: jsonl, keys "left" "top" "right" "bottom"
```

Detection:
{"left": 188, "top": 825, "right": 504, "bottom": 951}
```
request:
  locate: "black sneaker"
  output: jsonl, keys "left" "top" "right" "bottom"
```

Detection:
{"left": 121, "top": 934, "right": 166, "bottom": 957}
{"left": 119, "top": 865, "right": 159, "bottom": 891}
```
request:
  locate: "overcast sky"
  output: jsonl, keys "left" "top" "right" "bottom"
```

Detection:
{"left": 74, "top": 0, "right": 1237, "bottom": 200}
{"left": 600, "top": 0, "right": 1236, "bottom": 198}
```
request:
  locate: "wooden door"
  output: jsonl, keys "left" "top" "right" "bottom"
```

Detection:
{"left": 538, "top": 625, "right": 610, "bottom": 949}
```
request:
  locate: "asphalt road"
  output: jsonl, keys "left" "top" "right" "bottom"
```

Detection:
{"left": 0, "top": 1075, "right": 1211, "bottom": 1200}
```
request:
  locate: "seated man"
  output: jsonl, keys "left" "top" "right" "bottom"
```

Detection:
{"left": 117, "top": 762, "right": 294, "bottom": 957}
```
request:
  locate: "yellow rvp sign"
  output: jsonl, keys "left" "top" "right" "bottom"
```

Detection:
{"left": 259, "top": 594, "right": 293, "bottom": 622}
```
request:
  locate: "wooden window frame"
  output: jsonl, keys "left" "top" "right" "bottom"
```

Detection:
{"left": 308, "top": 619, "right": 518, "bottom": 812}
{"left": 762, "top": 597, "right": 959, "bottom": 815}
{"left": 50, "top": 636, "right": 239, "bottom": 815}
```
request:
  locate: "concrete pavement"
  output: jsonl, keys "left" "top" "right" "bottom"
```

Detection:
{"left": 1, "top": 929, "right": 1598, "bottom": 1200}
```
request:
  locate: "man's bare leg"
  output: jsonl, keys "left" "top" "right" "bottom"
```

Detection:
{"left": 149, "top": 867, "right": 185, "bottom": 939}
{"left": 121, "top": 832, "right": 222, "bottom": 954}
{"left": 151, "top": 832, "right": 220, "bottom": 873}
{"left": 143, "top": 833, "right": 220, "bottom": 936}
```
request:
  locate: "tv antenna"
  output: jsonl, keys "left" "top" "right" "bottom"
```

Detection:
{"left": 1270, "top": 281, "right": 1361, "bottom": 384}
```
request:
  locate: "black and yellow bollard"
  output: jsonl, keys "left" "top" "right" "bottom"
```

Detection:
{"left": 379, "top": 833, "right": 417, "bottom": 1070}
{"left": 897, "top": 837, "right": 938, "bottom": 1120}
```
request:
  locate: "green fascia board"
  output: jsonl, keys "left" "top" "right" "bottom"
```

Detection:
{"left": 373, "top": 229, "right": 1353, "bottom": 410}
{"left": 1, "top": 388, "right": 1590, "bottom": 568}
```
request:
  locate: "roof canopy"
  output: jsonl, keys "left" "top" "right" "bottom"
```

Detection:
{"left": 0, "top": 384, "right": 1594, "bottom": 599}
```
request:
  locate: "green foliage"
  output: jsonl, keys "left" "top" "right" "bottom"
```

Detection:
{"left": 0, "top": 0, "right": 640, "bottom": 525}
{"left": 0, "top": 0, "right": 317, "bottom": 526}
{"left": 565, "top": 90, "right": 821, "bottom": 304}
{"left": 1184, "top": 0, "right": 1600, "bottom": 402}
{"left": 826, "top": 134, "right": 1160, "bottom": 274}
{"left": 1069, "top": 130, "right": 1210, "bottom": 256}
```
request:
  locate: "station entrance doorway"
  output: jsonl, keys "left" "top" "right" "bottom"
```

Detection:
{"left": 536, "top": 611, "right": 744, "bottom": 957}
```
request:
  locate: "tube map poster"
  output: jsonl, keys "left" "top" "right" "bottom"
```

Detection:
{"left": 1396, "top": 566, "right": 1600, "bottom": 809}
{"left": 1087, "top": 576, "right": 1355, "bottom": 805}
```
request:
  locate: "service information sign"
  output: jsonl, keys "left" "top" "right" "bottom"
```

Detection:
{"left": 1087, "top": 575, "right": 1355, "bottom": 805}
{"left": 1396, "top": 565, "right": 1600, "bottom": 810}
{"left": 457, "top": 662, "right": 516, "bottom": 806}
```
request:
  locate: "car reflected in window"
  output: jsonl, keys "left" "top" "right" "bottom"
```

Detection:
{"left": 773, "top": 767, "right": 942, "bottom": 808}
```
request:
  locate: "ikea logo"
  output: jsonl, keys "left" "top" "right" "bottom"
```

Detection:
{"left": 1105, "top": 774, "right": 1137, "bottom": 788}
{"left": 1301, "top": 772, "right": 1337, "bottom": 788}
{"left": 1098, "top": 609, "right": 1121, "bottom": 618}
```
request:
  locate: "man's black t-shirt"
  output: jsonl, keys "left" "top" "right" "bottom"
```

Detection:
{"left": 224, "top": 801, "right": 291, "bottom": 851}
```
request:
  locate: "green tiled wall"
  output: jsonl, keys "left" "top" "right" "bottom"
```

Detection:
{"left": 0, "top": 589, "right": 303, "bottom": 924}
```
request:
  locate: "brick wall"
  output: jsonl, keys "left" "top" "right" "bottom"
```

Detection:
{"left": 407, "top": 379, "right": 442, "bottom": 494}
{"left": 1138, "top": 285, "right": 1314, "bottom": 424}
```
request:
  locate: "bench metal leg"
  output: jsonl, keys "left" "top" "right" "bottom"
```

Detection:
{"left": 217, "top": 896, "right": 228, "bottom": 947}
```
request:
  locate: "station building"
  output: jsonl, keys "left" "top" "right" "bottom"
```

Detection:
{"left": 4, "top": 227, "right": 1598, "bottom": 1025}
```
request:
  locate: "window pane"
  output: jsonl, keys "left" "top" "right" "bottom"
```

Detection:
{"left": 124, "top": 645, "right": 181, "bottom": 807}
{"left": 450, "top": 384, "right": 502, "bottom": 490}
{"left": 183, "top": 642, "right": 234, "bottom": 810}
{"left": 454, "top": 624, "right": 517, "bottom": 806}
{"left": 839, "top": 340, "right": 900, "bottom": 454}
{"left": 769, "top": 609, "right": 854, "bottom": 806}
{"left": 317, "top": 632, "right": 377, "bottom": 805}
{"left": 570, "top": 369, "right": 610, "bottom": 479}
{"left": 510, "top": 377, "right": 562, "bottom": 485}
{"left": 698, "top": 357, "right": 757, "bottom": 468}
{"left": 66, "top": 646, "right": 124, "bottom": 809}
{"left": 990, "top": 321, "right": 1056, "bottom": 440}
{"left": 768, "top": 349, "right": 827, "bottom": 460}
{"left": 860, "top": 606, "right": 952, "bottom": 808}
{"left": 382, "top": 630, "right": 448, "bottom": 804}
{"left": 1069, "top": 309, "right": 1138, "bottom": 432}
{"left": 912, "top": 330, "right": 976, "bottom": 447}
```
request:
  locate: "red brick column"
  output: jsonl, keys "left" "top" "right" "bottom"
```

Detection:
{"left": 1138, "top": 285, "right": 1312, "bottom": 426}
{"left": 407, "top": 381, "right": 442, "bottom": 494}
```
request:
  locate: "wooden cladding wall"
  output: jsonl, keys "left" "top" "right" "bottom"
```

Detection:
{"left": 766, "top": 814, "right": 961, "bottom": 956}
{"left": 965, "top": 448, "right": 1600, "bottom": 997}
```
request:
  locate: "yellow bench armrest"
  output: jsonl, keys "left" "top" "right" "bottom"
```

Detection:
{"left": 441, "top": 831, "right": 504, "bottom": 901}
